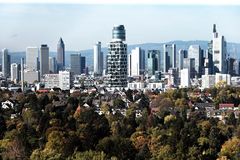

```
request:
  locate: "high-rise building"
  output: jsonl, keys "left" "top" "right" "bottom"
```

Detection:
{"left": 178, "top": 49, "right": 188, "bottom": 70}
{"left": 128, "top": 47, "right": 145, "bottom": 77}
{"left": 10, "top": 63, "right": 19, "bottom": 82}
{"left": 71, "top": 54, "right": 82, "bottom": 75}
{"left": 147, "top": 50, "right": 159, "bottom": 77}
{"left": 93, "top": 42, "right": 103, "bottom": 75}
{"left": 2, "top": 48, "right": 11, "bottom": 78}
{"left": 57, "top": 38, "right": 65, "bottom": 71}
{"left": 180, "top": 68, "right": 190, "bottom": 88}
{"left": 183, "top": 58, "right": 195, "bottom": 78}
{"left": 188, "top": 45, "right": 203, "bottom": 77}
{"left": 40, "top": 44, "right": 49, "bottom": 77}
{"left": 106, "top": 25, "right": 127, "bottom": 88}
{"left": 26, "top": 47, "right": 39, "bottom": 71}
{"left": 163, "top": 44, "right": 176, "bottom": 72}
{"left": 49, "top": 57, "right": 57, "bottom": 73}
{"left": 212, "top": 24, "right": 227, "bottom": 73}
{"left": 81, "top": 56, "right": 86, "bottom": 74}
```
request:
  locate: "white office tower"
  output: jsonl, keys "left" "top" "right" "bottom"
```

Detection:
{"left": 2, "top": 48, "right": 10, "bottom": 78}
{"left": 49, "top": 57, "right": 57, "bottom": 73}
{"left": 24, "top": 70, "right": 40, "bottom": 84}
{"left": 93, "top": 42, "right": 103, "bottom": 75}
{"left": 163, "top": 44, "right": 176, "bottom": 72}
{"left": 59, "top": 70, "right": 71, "bottom": 90}
{"left": 212, "top": 24, "right": 227, "bottom": 73}
{"left": 188, "top": 45, "right": 203, "bottom": 77}
{"left": 180, "top": 68, "right": 190, "bottom": 88}
{"left": 106, "top": 25, "right": 127, "bottom": 88}
{"left": 21, "top": 58, "right": 24, "bottom": 91}
{"left": 40, "top": 44, "right": 49, "bottom": 77}
{"left": 26, "top": 47, "right": 39, "bottom": 70}
{"left": 11, "top": 63, "right": 19, "bottom": 82}
{"left": 128, "top": 47, "right": 145, "bottom": 77}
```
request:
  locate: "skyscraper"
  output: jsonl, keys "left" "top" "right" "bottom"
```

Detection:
{"left": 93, "top": 42, "right": 103, "bottom": 75}
{"left": 178, "top": 49, "right": 188, "bottom": 70}
{"left": 26, "top": 47, "right": 39, "bottom": 71}
{"left": 128, "top": 47, "right": 145, "bottom": 77}
{"left": 70, "top": 54, "right": 82, "bottom": 75}
{"left": 163, "top": 44, "right": 176, "bottom": 72}
{"left": 40, "top": 44, "right": 49, "bottom": 77}
{"left": 106, "top": 25, "right": 127, "bottom": 88}
{"left": 49, "top": 57, "right": 57, "bottom": 73}
{"left": 212, "top": 24, "right": 227, "bottom": 73}
{"left": 57, "top": 37, "right": 65, "bottom": 71}
{"left": 2, "top": 48, "right": 11, "bottom": 78}
{"left": 188, "top": 45, "right": 203, "bottom": 77}
{"left": 147, "top": 50, "right": 159, "bottom": 77}
{"left": 11, "top": 63, "right": 19, "bottom": 82}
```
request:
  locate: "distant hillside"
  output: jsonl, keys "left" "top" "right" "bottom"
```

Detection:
{"left": 2, "top": 40, "right": 240, "bottom": 70}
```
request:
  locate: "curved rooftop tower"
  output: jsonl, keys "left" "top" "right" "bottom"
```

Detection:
{"left": 112, "top": 25, "right": 126, "bottom": 41}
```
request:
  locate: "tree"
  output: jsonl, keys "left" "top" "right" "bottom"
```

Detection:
{"left": 219, "top": 136, "right": 240, "bottom": 160}
{"left": 0, "top": 115, "right": 6, "bottom": 139}
{"left": 68, "top": 150, "right": 106, "bottom": 160}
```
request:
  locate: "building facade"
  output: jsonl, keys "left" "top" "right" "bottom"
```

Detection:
{"left": 26, "top": 47, "right": 39, "bottom": 71}
{"left": 163, "top": 44, "right": 176, "bottom": 72}
{"left": 93, "top": 41, "right": 103, "bottom": 75}
{"left": 10, "top": 63, "right": 19, "bottom": 82}
{"left": 128, "top": 47, "right": 145, "bottom": 77}
{"left": 2, "top": 48, "right": 11, "bottom": 78}
{"left": 106, "top": 25, "right": 128, "bottom": 88}
{"left": 40, "top": 44, "right": 49, "bottom": 77}
{"left": 57, "top": 38, "right": 65, "bottom": 71}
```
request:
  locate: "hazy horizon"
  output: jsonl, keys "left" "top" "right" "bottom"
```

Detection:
{"left": 1, "top": 4, "right": 240, "bottom": 52}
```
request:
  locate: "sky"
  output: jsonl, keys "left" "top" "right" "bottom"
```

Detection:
{"left": 0, "top": 3, "right": 240, "bottom": 51}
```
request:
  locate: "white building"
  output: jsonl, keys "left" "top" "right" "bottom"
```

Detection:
{"left": 212, "top": 24, "right": 227, "bottom": 73}
{"left": 26, "top": 47, "right": 38, "bottom": 71}
{"left": 127, "top": 82, "right": 145, "bottom": 90}
{"left": 215, "top": 73, "right": 231, "bottom": 85}
{"left": 43, "top": 74, "right": 59, "bottom": 88}
{"left": 59, "top": 70, "right": 71, "bottom": 90}
{"left": 201, "top": 75, "right": 216, "bottom": 89}
{"left": 180, "top": 68, "right": 190, "bottom": 88}
{"left": 93, "top": 41, "right": 103, "bottom": 75}
{"left": 128, "top": 47, "right": 145, "bottom": 77}
{"left": 24, "top": 70, "right": 40, "bottom": 84}
{"left": 188, "top": 45, "right": 202, "bottom": 77}
{"left": 10, "top": 63, "right": 19, "bottom": 82}
{"left": 147, "top": 82, "right": 164, "bottom": 90}
{"left": 40, "top": 44, "right": 49, "bottom": 77}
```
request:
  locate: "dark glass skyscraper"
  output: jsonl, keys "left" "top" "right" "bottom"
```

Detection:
{"left": 57, "top": 37, "right": 65, "bottom": 71}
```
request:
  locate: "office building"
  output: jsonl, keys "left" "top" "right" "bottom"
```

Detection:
{"left": 59, "top": 70, "right": 71, "bottom": 90}
{"left": 106, "top": 25, "right": 128, "bottom": 88}
{"left": 70, "top": 54, "right": 85, "bottom": 75}
{"left": 212, "top": 24, "right": 227, "bottom": 73}
{"left": 24, "top": 70, "right": 40, "bottom": 84}
{"left": 49, "top": 57, "right": 57, "bottom": 73}
{"left": 178, "top": 49, "right": 188, "bottom": 70}
{"left": 2, "top": 48, "right": 11, "bottom": 78}
{"left": 183, "top": 58, "right": 195, "bottom": 78}
{"left": 40, "top": 44, "right": 49, "bottom": 77}
{"left": 147, "top": 50, "right": 159, "bottom": 77}
{"left": 43, "top": 74, "right": 59, "bottom": 89}
{"left": 202, "top": 75, "right": 216, "bottom": 89}
{"left": 128, "top": 47, "right": 145, "bottom": 77}
{"left": 163, "top": 44, "right": 176, "bottom": 72}
{"left": 180, "top": 68, "right": 190, "bottom": 88}
{"left": 10, "top": 63, "right": 19, "bottom": 82}
{"left": 81, "top": 56, "right": 86, "bottom": 74}
{"left": 26, "top": 47, "right": 39, "bottom": 71}
{"left": 57, "top": 38, "right": 65, "bottom": 71}
{"left": 188, "top": 45, "right": 203, "bottom": 77}
{"left": 93, "top": 41, "right": 103, "bottom": 75}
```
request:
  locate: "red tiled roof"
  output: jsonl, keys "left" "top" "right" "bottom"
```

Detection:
{"left": 219, "top": 103, "right": 234, "bottom": 108}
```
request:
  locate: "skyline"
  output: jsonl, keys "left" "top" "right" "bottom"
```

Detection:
{"left": 0, "top": 4, "right": 240, "bottom": 51}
